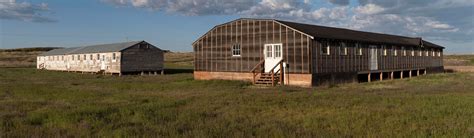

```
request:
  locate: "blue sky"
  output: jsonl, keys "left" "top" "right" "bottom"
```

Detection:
{"left": 1, "top": 0, "right": 473, "bottom": 54}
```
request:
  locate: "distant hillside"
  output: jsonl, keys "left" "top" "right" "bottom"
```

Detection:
{"left": 0, "top": 47, "right": 62, "bottom": 52}
{"left": 0, "top": 48, "right": 193, "bottom": 68}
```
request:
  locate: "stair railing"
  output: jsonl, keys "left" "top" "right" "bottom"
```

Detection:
{"left": 39, "top": 63, "right": 45, "bottom": 69}
{"left": 250, "top": 60, "right": 265, "bottom": 84}
{"left": 268, "top": 59, "right": 284, "bottom": 86}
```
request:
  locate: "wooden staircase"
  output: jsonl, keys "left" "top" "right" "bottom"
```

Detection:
{"left": 39, "top": 63, "right": 45, "bottom": 69}
{"left": 251, "top": 59, "right": 285, "bottom": 87}
{"left": 255, "top": 73, "right": 282, "bottom": 85}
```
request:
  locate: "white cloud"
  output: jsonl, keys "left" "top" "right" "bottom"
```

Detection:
{"left": 354, "top": 4, "right": 384, "bottom": 15}
{"left": 102, "top": 0, "right": 473, "bottom": 43}
{"left": 0, "top": 0, "right": 56, "bottom": 22}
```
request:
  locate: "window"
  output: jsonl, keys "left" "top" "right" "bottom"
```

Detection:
{"left": 438, "top": 51, "right": 441, "bottom": 57}
{"left": 382, "top": 45, "right": 387, "bottom": 56}
{"left": 432, "top": 50, "right": 435, "bottom": 56}
{"left": 232, "top": 44, "right": 241, "bottom": 56}
{"left": 266, "top": 45, "right": 272, "bottom": 58}
{"left": 112, "top": 53, "right": 116, "bottom": 60}
{"left": 411, "top": 48, "right": 415, "bottom": 56}
{"left": 321, "top": 41, "right": 330, "bottom": 55}
{"left": 393, "top": 46, "right": 398, "bottom": 56}
{"left": 425, "top": 50, "right": 429, "bottom": 56}
{"left": 275, "top": 45, "right": 281, "bottom": 58}
{"left": 97, "top": 54, "right": 100, "bottom": 60}
{"left": 102, "top": 55, "right": 105, "bottom": 61}
{"left": 72, "top": 55, "right": 74, "bottom": 60}
{"left": 83, "top": 55, "right": 86, "bottom": 60}
{"left": 355, "top": 43, "right": 363, "bottom": 55}
{"left": 402, "top": 47, "right": 406, "bottom": 56}
{"left": 340, "top": 42, "right": 348, "bottom": 55}
{"left": 419, "top": 50, "right": 423, "bottom": 56}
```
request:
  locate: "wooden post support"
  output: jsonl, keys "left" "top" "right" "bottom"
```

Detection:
{"left": 161, "top": 70, "right": 164, "bottom": 75}
{"left": 368, "top": 73, "right": 371, "bottom": 82}
{"left": 141, "top": 71, "right": 144, "bottom": 76}
{"left": 271, "top": 71, "right": 275, "bottom": 86}
{"left": 154, "top": 71, "right": 157, "bottom": 76}
{"left": 380, "top": 72, "right": 383, "bottom": 81}
{"left": 279, "top": 63, "right": 283, "bottom": 85}
{"left": 424, "top": 70, "right": 427, "bottom": 75}
{"left": 417, "top": 70, "right": 420, "bottom": 76}
{"left": 401, "top": 71, "right": 404, "bottom": 79}
{"left": 390, "top": 72, "right": 394, "bottom": 80}
{"left": 148, "top": 71, "right": 152, "bottom": 76}
{"left": 409, "top": 71, "right": 412, "bottom": 78}
{"left": 119, "top": 73, "right": 122, "bottom": 77}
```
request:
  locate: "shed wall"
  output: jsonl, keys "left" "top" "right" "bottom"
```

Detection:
{"left": 193, "top": 19, "right": 312, "bottom": 74}
{"left": 121, "top": 44, "right": 164, "bottom": 73}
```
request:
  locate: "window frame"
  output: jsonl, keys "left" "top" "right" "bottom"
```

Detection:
{"left": 382, "top": 45, "right": 387, "bottom": 56}
{"left": 231, "top": 43, "right": 241, "bottom": 57}
{"left": 393, "top": 46, "right": 398, "bottom": 56}
{"left": 355, "top": 43, "right": 363, "bottom": 56}
{"left": 402, "top": 47, "right": 406, "bottom": 56}
{"left": 340, "top": 42, "right": 348, "bottom": 56}
{"left": 321, "top": 41, "right": 330, "bottom": 55}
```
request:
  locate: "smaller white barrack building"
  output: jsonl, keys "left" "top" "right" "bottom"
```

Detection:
{"left": 37, "top": 41, "right": 164, "bottom": 75}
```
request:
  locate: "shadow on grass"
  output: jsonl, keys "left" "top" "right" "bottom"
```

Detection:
{"left": 165, "top": 68, "right": 194, "bottom": 74}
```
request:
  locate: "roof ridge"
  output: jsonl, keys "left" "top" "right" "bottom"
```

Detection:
{"left": 276, "top": 19, "right": 419, "bottom": 40}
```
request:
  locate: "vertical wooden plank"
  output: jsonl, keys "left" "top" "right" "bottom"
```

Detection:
{"left": 293, "top": 31, "right": 296, "bottom": 72}
{"left": 219, "top": 26, "right": 223, "bottom": 71}
{"left": 259, "top": 21, "right": 262, "bottom": 61}
{"left": 240, "top": 19, "right": 243, "bottom": 72}
{"left": 252, "top": 20, "right": 256, "bottom": 67}
{"left": 301, "top": 34, "right": 304, "bottom": 73}
{"left": 247, "top": 20, "right": 250, "bottom": 70}
{"left": 285, "top": 27, "right": 289, "bottom": 66}
{"left": 204, "top": 35, "right": 208, "bottom": 71}
{"left": 210, "top": 29, "right": 214, "bottom": 72}
{"left": 307, "top": 37, "right": 311, "bottom": 73}
{"left": 225, "top": 24, "right": 228, "bottom": 71}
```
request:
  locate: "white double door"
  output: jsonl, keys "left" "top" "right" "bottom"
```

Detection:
{"left": 264, "top": 44, "right": 283, "bottom": 73}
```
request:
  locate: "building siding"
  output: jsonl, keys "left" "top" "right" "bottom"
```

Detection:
{"left": 193, "top": 19, "right": 312, "bottom": 74}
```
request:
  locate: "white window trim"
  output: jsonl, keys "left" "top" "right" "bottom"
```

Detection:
{"left": 356, "top": 44, "right": 363, "bottom": 56}
{"left": 321, "top": 42, "right": 330, "bottom": 55}
{"left": 402, "top": 47, "right": 406, "bottom": 56}
{"left": 393, "top": 47, "right": 398, "bottom": 56}
{"left": 232, "top": 44, "right": 241, "bottom": 57}
{"left": 340, "top": 42, "right": 348, "bottom": 56}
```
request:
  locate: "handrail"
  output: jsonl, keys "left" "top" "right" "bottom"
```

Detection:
{"left": 269, "top": 59, "right": 284, "bottom": 86}
{"left": 269, "top": 59, "right": 284, "bottom": 73}
{"left": 251, "top": 59, "right": 285, "bottom": 86}
{"left": 251, "top": 59, "right": 265, "bottom": 84}
{"left": 250, "top": 60, "right": 265, "bottom": 73}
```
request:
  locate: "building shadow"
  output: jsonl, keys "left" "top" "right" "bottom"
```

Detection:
{"left": 165, "top": 68, "right": 194, "bottom": 74}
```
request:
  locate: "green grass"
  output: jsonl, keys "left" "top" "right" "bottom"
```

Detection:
{"left": 0, "top": 68, "right": 473, "bottom": 137}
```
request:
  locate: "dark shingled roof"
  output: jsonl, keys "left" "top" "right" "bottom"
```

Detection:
{"left": 276, "top": 20, "right": 444, "bottom": 49}
{"left": 40, "top": 41, "right": 145, "bottom": 56}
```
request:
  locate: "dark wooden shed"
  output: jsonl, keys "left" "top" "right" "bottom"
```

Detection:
{"left": 192, "top": 18, "right": 444, "bottom": 87}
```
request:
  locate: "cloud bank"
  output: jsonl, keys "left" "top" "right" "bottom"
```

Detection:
{"left": 102, "top": 0, "right": 473, "bottom": 43}
{"left": 0, "top": 0, "right": 56, "bottom": 23}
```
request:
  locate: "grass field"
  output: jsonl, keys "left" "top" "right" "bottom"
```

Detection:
{"left": 0, "top": 50, "right": 473, "bottom": 136}
{"left": 1, "top": 68, "right": 473, "bottom": 137}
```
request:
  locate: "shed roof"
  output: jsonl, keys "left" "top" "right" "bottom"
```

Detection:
{"left": 193, "top": 18, "right": 444, "bottom": 49}
{"left": 276, "top": 20, "right": 444, "bottom": 49}
{"left": 40, "top": 41, "right": 146, "bottom": 56}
